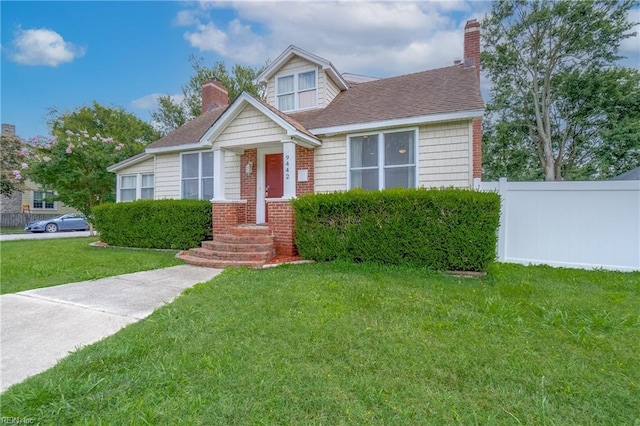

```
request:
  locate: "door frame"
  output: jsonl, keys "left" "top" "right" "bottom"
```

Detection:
{"left": 256, "top": 146, "right": 282, "bottom": 224}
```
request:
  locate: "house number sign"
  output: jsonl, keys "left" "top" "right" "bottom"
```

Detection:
{"left": 285, "top": 154, "right": 291, "bottom": 181}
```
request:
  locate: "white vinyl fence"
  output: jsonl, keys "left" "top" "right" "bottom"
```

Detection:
{"left": 474, "top": 178, "right": 640, "bottom": 272}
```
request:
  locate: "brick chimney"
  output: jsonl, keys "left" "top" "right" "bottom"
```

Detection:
{"left": 201, "top": 79, "right": 229, "bottom": 113}
{"left": 1, "top": 124, "right": 16, "bottom": 136}
{"left": 464, "top": 19, "right": 481, "bottom": 80}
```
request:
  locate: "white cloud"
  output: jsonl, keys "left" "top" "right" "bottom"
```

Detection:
{"left": 131, "top": 93, "right": 185, "bottom": 110}
{"left": 177, "top": 1, "right": 487, "bottom": 77}
{"left": 10, "top": 28, "right": 85, "bottom": 66}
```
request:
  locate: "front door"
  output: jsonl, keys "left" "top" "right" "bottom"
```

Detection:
{"left": 265, "top": 153, "right": 283, "bottom": 222}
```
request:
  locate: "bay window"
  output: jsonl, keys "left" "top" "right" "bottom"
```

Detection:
{"left": 181, "top": 152, "right": 214, "bottom": 200}
{"left": 277, "top": 70, "right": 317, "bottom": 111}
{"left": 349, "top": 129, "right": 416, "bottom": 190}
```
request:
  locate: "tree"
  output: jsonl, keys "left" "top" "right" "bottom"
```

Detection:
{"left": 0, "top": 133, "right": 27, "bottom": 196}
{"left": 482, "top": 0, "right": 638, "bottom": 181}
{"left": 23, "top": 102, "right": 160, "bottom": 220}
{"left": 151, "top": 55, "right": 266, "bottom": 134}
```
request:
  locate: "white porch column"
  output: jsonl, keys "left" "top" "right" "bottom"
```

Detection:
{"left": 282, "top": 140, "right": 296, "bottom": 199}
{"left": 213, "top": 148, "right": 226, "bottom": 201}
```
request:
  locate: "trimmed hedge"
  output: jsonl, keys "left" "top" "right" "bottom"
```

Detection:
{"left": 92, "top": 199, "right": 212, "bottom": 250}
{"left": 292, "top": 188, "right": 500, "bottom": 272}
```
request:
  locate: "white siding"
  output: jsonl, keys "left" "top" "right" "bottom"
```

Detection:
{"left": 225, "top": 150, "right": 241, "bottom": 199}
{"left": 323, "top": 76, "right": 341, "bottom": 107}
{"left": 155, "top": 153, "right": 180, "bottom": 199}
{"left": 116, "top": 157, "right": 154, "bottom": 175}
{"left": 216, "top": 104, "right": 287, "bottom": 148}
{"left": 314, "top": 134, "right": 347, "bottom": 193}
{"left": 418, "top": 121, "right": 471, "bottom": 188}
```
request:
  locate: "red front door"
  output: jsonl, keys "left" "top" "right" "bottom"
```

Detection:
{"left": 265, "top": 153, "right": 283, "bottom": 222}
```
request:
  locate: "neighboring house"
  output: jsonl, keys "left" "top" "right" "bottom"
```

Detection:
{"left": 108, "top": 19, "right": 483, "bottom": 265}
{"left": 611, "top": 166, "right": 640, "bottom": 181}
{"left": 0, "top": 124, "right": 78, "bottom": 225}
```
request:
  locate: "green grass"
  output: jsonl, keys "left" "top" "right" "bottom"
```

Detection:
{"left": 0, "top": 228, "right": 27, "bottom": 234}
{"left": 1, "top": 262, "right": 638, "bottom": 424}
{"left": 0, "top": 237, "right": 182, "bottom": 294}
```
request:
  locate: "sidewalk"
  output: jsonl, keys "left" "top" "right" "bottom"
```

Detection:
{"left": 0, "top": 265, "right": 222, "bottom": 392}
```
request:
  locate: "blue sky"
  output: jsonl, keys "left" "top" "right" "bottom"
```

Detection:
{"left": 2, "top": 1, "right": 639, "bottom": 141}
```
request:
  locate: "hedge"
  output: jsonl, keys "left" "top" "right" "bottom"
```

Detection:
{"left": 292, "top": 188, "right": 500, "bottom": 272}
{"left": 92, "top": 199, "right": 212, "bottom": 250}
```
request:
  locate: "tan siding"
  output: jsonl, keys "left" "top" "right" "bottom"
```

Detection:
{"left": 314, "top": 135, "right": 347, "bottom": 193}
{"left": 418, "top": 121, "right": 471, "bottom": 188}
{"left": 21, "top": 180, "right": 78, "bottom": 214}
{"left": 216, "top": 104, "right": 287, "bottom": 148}
{"left": 155, "top": 154, "right": 181, "bottom": 199}
{"left": 225, "top": 151, "right": 241, "bottom": 199}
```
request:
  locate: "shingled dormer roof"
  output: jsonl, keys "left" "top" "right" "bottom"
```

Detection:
{"left": 288, "top": 64, "right": 483, "bottom": 134}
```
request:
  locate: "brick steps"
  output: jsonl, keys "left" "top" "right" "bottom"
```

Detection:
{"left": 179, "top": 224, "right": 275, "bottom": 269}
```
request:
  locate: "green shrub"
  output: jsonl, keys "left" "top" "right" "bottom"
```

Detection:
{"left": 292, "top": 188, "right": 500, "bottom": 272}
{"left": 93, "top": 199, "right": 212, "bottom": 249}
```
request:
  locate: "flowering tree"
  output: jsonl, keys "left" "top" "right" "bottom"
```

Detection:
{"left": 22, "top": 102, "right": 159, "bottom": 221}
{"left": 1, "top": 133, "right": 27, "bottom": 196}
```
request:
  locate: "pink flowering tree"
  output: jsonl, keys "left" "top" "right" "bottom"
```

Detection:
{"left": 0, "top": 133, "right": 27, "bottom": 196}
{"left": 23, "top": 102, "right": 159, "bottom": 221}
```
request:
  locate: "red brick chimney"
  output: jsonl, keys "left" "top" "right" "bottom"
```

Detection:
{"left": 202, "top": 79, "right": 229, "bottom": 113}
{"left": 464, "top": 19, "right": 482, "bottom": 180}
{"left": 464, "top": 19, "right": 481, "bottom": 80}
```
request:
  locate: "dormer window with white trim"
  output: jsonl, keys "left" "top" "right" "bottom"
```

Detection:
{"left": 277, "top": 70, "right": 317, "bottom": 112}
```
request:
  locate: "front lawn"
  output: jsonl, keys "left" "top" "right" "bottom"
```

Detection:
{"left": 0, "top": 238, "right": 182, "bottom": 294}
{"left": 1, "top": 262, "right": 638, "bottom": 424}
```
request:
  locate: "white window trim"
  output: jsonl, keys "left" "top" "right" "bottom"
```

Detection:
{"left": 180, "top": 151, "right": 214, "bottom": 200}
{"left": 32, "top": 190, "right": 56, "bottom": 210}
{"left": 347, "top": 127, "right": 418, "bottom": 190}
{"left": 117, "top": 173, "right": 155, "bottom": 202}
{"left": 275, "top": 67, "right": 318, "bottom": 112}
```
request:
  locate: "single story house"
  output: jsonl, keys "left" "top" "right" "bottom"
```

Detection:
{"left": 108, "top": 19, "right": 483, "bottom": 267}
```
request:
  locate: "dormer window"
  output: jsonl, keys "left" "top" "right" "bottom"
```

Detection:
{"left": 277, "top": 70, "right": 317, "bottom": 112}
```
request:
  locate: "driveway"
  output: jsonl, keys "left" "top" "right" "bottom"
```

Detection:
{"left": 0, "top": 231, "right": 92, "bottom": 242}
{"left": 0, "top": 265, "right": 222, "bottom": 392}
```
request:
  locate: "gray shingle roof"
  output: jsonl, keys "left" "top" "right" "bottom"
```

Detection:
{"left": 611, "top": 166, "right": 640, "bottom": 180}
{"left": 288, "top": 65, "right": 483, "bottom": 131}
{"left": 146, "top": 105, "right": 227, "bottom": 149}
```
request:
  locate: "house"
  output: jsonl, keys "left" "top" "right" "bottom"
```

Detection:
{"left": 0, "top": 124, "right": 77, "bottom": 227}
{"left": 108, "top": 19, "right": 483, "bottom": 266}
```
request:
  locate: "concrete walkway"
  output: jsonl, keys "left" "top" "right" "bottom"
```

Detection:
{"left": 0, "top": 265, "right": 222, "bottom": 392}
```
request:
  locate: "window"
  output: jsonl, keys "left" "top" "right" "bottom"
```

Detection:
{"left": 349, "top": 129, "right": 416, "bottom": 190}
{"left": 120, "top": 175, "right": 137, "bottom": 202}
{"left": 33, "top": 190, "right": 55, "bottom": 209}
{"left": 182, "top": 152, "right": 214, "bottom": 200}
{"left": 277, "top": 70, "right": 317, "bottom": 111}
{"left": 119, "top": 174, "right": 154, "bottom": 202}
{"left": 141, "top": 174, "right": 154, "bottom": 200}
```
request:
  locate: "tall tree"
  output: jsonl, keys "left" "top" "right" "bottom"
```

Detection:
{"left": 0, "top": 133, "right": 27, "bottom": 196}
{"left": 24, "top": 102, "right": 160, "bottom": 219}
{"left": 482, "top": 0, "right": 638, "bottom": 181}
{"left": 151, "top": 55, "right": 266, "bottom": 134}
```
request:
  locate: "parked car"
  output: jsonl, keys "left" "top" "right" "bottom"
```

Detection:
{"left": 24, "top": 213, "right": 89, "bottom": 233}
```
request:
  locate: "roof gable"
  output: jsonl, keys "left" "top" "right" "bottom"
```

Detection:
{"left": 201, "top": 92, "right": 321, "bottom": 148}
{"left": 258, "top": 45, "right": 349, "bottom": 91}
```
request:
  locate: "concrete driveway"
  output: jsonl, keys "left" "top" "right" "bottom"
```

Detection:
{"left": 0, "top": 231, "right": 92, "bottom": 242}
{"left": 0, "top": 265, "right": 222, "bottom": 392}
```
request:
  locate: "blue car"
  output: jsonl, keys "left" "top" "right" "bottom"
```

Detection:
{"left": 24, "top": 213, "right": 90, "bottom": 233}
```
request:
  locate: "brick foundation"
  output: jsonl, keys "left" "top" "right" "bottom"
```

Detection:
{"left": 266, "top": 199, "right": 297, "bottom": 257}
{"left": 212, "top": 201, "right": 247, "bottom": 236}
